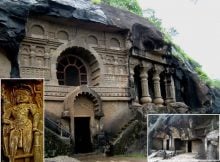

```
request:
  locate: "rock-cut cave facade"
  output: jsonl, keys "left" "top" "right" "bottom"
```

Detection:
{"left": 0, "top": 2, "right": 206, "bottom": 155}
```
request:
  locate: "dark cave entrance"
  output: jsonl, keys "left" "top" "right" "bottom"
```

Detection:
{"left": 74, "top": 117, "right": 92, "bottom": 153}
{"left": 166, "top": 139, "right": 169, "bottom": 150}
{"left": 134, "top": 66, "right": 142, "bottom": 103}
{"left": 174, "top": 138, "right": 185, "bottom": 150}
{"left": 188, "top": 141, "right": 192, "bottom": 152}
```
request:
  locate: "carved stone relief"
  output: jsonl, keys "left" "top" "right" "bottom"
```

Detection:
{"left": 30, "top": 24, "right": 44, "bottom": 36}
{"left": 19, "top": 43, "right": 52, "bottom": 80}
{"left": 110, "top": 38, "right": 120, "bottom": 49}
{"left": 20, "top": 17, "right": 129, "bottom": 88}
{"left": 1, "top": 79, "right": 44, "bottom": 162}
{"left": 87, "top": 35, "right": 98, "bottom": 46}
{"left": 57, "top": 30, "right": 69, "bottom": 40}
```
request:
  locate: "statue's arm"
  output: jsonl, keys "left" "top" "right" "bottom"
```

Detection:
{"left": 2, "top": 107, "right": 12, "bottom": 125}
{"left": 30, "top": 104, "right": 40, "bottom": 131}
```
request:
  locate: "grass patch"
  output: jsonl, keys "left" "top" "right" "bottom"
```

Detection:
{"left": 91, "top": 0, "right": 101, "bottom": 4}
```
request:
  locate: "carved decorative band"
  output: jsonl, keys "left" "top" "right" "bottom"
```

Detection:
{"left": 44, "top": 85, "right": 129, "bottom": 98}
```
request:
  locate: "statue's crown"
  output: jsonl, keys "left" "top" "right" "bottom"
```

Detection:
{"left": 14, "top": 85, "right": 32, "bottom": 96}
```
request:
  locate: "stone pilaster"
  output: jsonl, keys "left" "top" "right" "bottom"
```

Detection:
{"left": 44, "top": 47, "right": 50, "bottom": 67}
{"left": 163, "top": 139, "right": 167, "bottom": 150}
{"left": 152, "top": 65, "right": 164, "bottom": 106}
{"left": 164, "top": 77, "right": 176, "bottom": 104}
{"left": 169, "top": 137, "right": 175, "bottom": 151}
{"left": 130, "top": 68, "right": 139, "bottom": 104}
{"left": 140, "top": 64, "right": 152, "bottom": 104}
{"left": 204, "top": 138, "right": 207, "bottom": 153}
{"left": 50, "top": 54, "right": 59, "bottom": 85}
{"left": 185, "top": 141, "right": 188, "bottom": 152}
{"left": 170, "top": 76, "right": 176, "bottom": 102}
{"left": 30, "top": 45, "right": 36, "bottom": 66}
{"left": 165, "top": 68, "right": 176, "bottom": 104}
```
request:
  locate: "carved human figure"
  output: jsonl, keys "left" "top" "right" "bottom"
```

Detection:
{"left": 2, "top": 87, "right": 40, "bottom": 162}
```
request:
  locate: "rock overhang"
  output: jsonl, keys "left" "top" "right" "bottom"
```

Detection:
{"left": 0, "top": 0, "right": 166, "bottom": 50}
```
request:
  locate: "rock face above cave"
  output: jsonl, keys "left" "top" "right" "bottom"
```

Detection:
{"left": 0, "top": 0, "right": 164, "bottom": 49}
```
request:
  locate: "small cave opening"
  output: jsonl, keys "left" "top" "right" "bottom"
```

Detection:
{"left": 166, "top": 139, "right": 169, "bottom": 150}
{"left": 188, "top": 141, "right": 192, "bottom": 152}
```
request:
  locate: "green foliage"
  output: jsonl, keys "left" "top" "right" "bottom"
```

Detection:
{"left": 212, "top": 80, "right": 220, "bottom": 89}
{"left": 173, "top": 44, "right": 201, "bottom": 68}
{"left": 195, "top": 67, "right": 212, "bottom": 85}
{"left": 91, "top": 0, "right": 101, "bottom": 4}
{"left": 102, "top": 0, "right": 143, "bottom": 16}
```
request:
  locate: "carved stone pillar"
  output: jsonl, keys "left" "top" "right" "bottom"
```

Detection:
{"left": 165, "top": 68, "right": 176, "bottom": 104}
{"left": 140, "top": 64, "right": 152, "bottom": 104}
{"left": 152, "top": 65, "right": 164, "bottom": 106}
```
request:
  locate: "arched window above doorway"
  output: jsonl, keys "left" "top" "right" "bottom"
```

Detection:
{"left": 57, "top": 55, "right": 87, "bottom": 86}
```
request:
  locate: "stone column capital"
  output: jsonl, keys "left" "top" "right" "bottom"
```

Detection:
{"left": 153, "top": 64, "right": 164, "bottom": 74}
{"left": 140, "top": 61, "right": 152, "bottom": 71}
{"left": 165, "top": 67, "right": 175, "bottom": 76}
{"left": 140, "top": 67, "right": 148, "bottom": 78}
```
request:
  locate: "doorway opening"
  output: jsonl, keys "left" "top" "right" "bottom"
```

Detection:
{"left": 74, "top": 117, "right": 92, "bottom": 153}
{"left": 134, "top": 66, "right": 142, "bottom": 103}
{"left": 166, "top": 139, "right": 169, "bottom": 150}
{"left": 175, "top": 138, "right": 185, "bottom": 150}
{"left": 188, "top": 141, "right": 192, "bottom": 152}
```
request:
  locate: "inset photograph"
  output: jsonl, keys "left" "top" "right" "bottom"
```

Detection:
{"left": 1, "top": 79, "right": 44, "bottom": 162}
{"left": 148, "top": 114, "right": 219, "bottom": 162}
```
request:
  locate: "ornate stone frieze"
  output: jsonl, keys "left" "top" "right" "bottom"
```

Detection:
{"left": 94, "top": 47, "right": 127, "bottom": 57}
{"left": 19, "top": 37, "right": 63, "bottom": 80}
{"left": 131, "top": 48, "right": 167, "bottom": 64}
{"left": 44, "top": 85, "right": 129, "bottom": 98}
